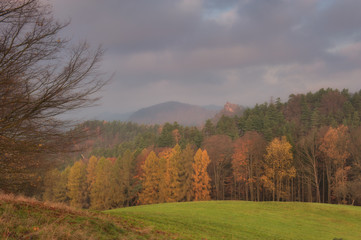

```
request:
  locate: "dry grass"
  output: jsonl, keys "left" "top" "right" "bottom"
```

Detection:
{"left": 0, "top": 193, "right": 177, "bottom": 240}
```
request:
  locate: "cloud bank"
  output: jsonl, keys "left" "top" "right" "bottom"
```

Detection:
{"left": 50, "top": 0, "right": 361, "bottom": 114}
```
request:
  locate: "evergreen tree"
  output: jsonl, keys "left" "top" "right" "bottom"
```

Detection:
{"left": 203, "top": 119, "right": 216, "bottom": 137}
{"left": 216, "top": 116, "right": 239, "bottom": 140}
{"left": 157, "top": 123, "right": 176, "bottom": 147}
{"left": 120, "top": 149, "right": 134, "bottom": 206}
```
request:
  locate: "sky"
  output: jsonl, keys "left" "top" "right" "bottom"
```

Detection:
{"left": 49, "top": 0, "right": 361, "bottom": 117}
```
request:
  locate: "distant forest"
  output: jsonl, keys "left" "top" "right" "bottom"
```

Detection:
{"left": 40, "top": 88, "right": 361, "bottom": 209}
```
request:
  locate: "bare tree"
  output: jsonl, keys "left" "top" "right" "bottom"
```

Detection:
{"left": 0, "top": 0, "right": 107, "bottom": 193}
{"left": 296, "top": 128, "right": 322, "bottom": 203}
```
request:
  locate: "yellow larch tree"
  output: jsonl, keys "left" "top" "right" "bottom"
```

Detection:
{"left": 67, "top": 160, "right": 88, "bottom": 208}
{"left": 138, "top": 151, "right": 161, "bottom": 204}
{"left": 192, "top": 149, "right": 211, "bottom": 201}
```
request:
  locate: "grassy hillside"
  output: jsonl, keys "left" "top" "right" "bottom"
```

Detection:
{"left": 107, "top": 201, "right": 361, "bottom": 240}
{"left": 0, "top": 194, "right": 175, "bottom": 240}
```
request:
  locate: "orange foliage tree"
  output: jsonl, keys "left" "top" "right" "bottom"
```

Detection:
{"left": 138, "top": 151, "right": 160, "bottom": 204}
{"left": 232, "top": 131, "right": 266, "bottom": 201}
{"left": 192, "top": 149, "right": 211, "bottom": 201}
{"left": 319, "top": 125, "right": 350, "bottom": 203}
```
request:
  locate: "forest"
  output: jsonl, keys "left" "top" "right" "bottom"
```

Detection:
{"left": 40, "top": 88, "right": 361, "bottom": 209}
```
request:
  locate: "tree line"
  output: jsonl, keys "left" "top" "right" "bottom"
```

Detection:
{"left": 43, "top": 145, "right": 211, "bottom": 209}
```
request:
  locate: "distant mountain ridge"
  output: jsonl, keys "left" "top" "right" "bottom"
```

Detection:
{"left": 127, "top": 101, "right": 219, "bottom": 126}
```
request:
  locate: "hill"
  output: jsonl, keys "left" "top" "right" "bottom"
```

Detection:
{"left": 107, "top": 201, "right": 361, "bottom": 240}
{"left": 0, "top": 193, "right": 175, "bottom": 240}
{"left": 127, "top": 101, "right": 218, "bottom": 126}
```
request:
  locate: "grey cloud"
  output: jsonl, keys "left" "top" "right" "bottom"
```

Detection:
{"left": 49, "top": 0, "right": 361, "bottom": 115}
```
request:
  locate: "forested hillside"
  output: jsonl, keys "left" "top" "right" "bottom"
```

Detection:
{"left": 42, "top": 88, "right": 361, "bottom": 209}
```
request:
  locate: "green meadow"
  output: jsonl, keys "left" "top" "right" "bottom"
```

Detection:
{"left": 106, "top": 201, "right": 361, "bottom": 240}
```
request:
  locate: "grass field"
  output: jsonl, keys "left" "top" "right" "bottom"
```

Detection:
{"left": 2, "top": 194, "right": 361, "bottom": 240}
{"left": 106, "top": 201, "right": 361, "bottom": 240}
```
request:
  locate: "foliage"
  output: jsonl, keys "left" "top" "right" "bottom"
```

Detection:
{"left": 192, "top": 149, "right": 211, "bottom": 201}
{"left": 263, "top": 136, "right": 296, "bottom": 201}
{"left": 67, "top": 161, "right": 88, "bottom": 208}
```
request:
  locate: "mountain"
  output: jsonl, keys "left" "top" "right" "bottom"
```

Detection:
{"left": 127, "top": 101, "right": 218, "bottom": 126}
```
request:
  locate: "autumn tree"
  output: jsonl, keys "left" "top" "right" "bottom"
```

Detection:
{"left": 160, "top": 146, "right": 181, "bottom": 203}
{"left": 86, "top": 156, "right": 98, "bottom": 194}
{"left": 319, "top": 125, "right": 350, "bottom": 203}
{"left": 192, "top": 149, "right": 211, "bottom": 201}
{"left": 43, "top": 167, "right": 68, "bottom": 203}
{"left": 348, "top": 126, "right": 361, "bottom": 205}
{"left": 0, "top": 0, "right": 106, "bottom": 193}
{"left": 90, "top": 157, "right": 116, "bottom": 209}
{"left": 67, "top": 160, "right": 88, "bottom": 208}
{"left": 232, "top": 131, "right": 266, "bottom": 201}
{"left": 138, "top": 151, "right": 161, "bottom": 204}
{"left": 263, "top": 136, "right": 296, "bottom": 201}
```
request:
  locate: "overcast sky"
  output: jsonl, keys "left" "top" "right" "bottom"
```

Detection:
{"left": 49, "top": 0, "right": 361, "bottom": 116}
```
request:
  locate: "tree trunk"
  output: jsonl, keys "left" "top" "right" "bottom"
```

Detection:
{"left": 325, "top": 164, "right": 332, "bottom": 203}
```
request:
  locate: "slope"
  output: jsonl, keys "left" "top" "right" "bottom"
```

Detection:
{"left": 0, "top": 193, "right": 176, "bottom": 240}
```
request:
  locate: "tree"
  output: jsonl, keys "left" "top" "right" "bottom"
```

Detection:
{"left": 203, "top": 135, "right": 233, "bottom": 200}
{"left": 0, "top": 0, "right": 106, "bottom": 193}
{"left": 216, "top": 116, "right": 239, "bottom": 140}
{"left": 86, "top": 156, "right": 98, "bottom": 194}
{"left": 349, "top": 126, "right": 361, "bottom": 205}
{"left": 138, "top": 151, "right": 161, "bottom": 204}
{"left": 157, "top": 123, "right": 176, "bottom": 147}
{"left": 319, "top": 125, "right": 350, "bottom": 203}
{"left": 159, "top": 146, "right": 181, "bottom": 203}
{"left": 263, "top": 136, "right": 296, "bottom": 201}
{"left": 296, "top": 129, "right": 322, "bottom": 203}
{"left": 177, "top": 144, "right": 195, "bottom": 201}
{"left": 43, "top": 166, "right": 70, "bottom": 203}
{"left": 119, "top": 150, "right": 134, "bottom": 207}
{"left": 192, "top": 149, "right": 211, "bottom": 201}
{"left": 67, "top": 160, "right": 88, "bottom": 208}
{"left": 203, "top": 119, "right": 215, "bottom": 137}
{"left": 90, "top": 157, "right": 116, "bottom": 210}
{"left": 232, "top": 131, "right": 266, "bottom": 201}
